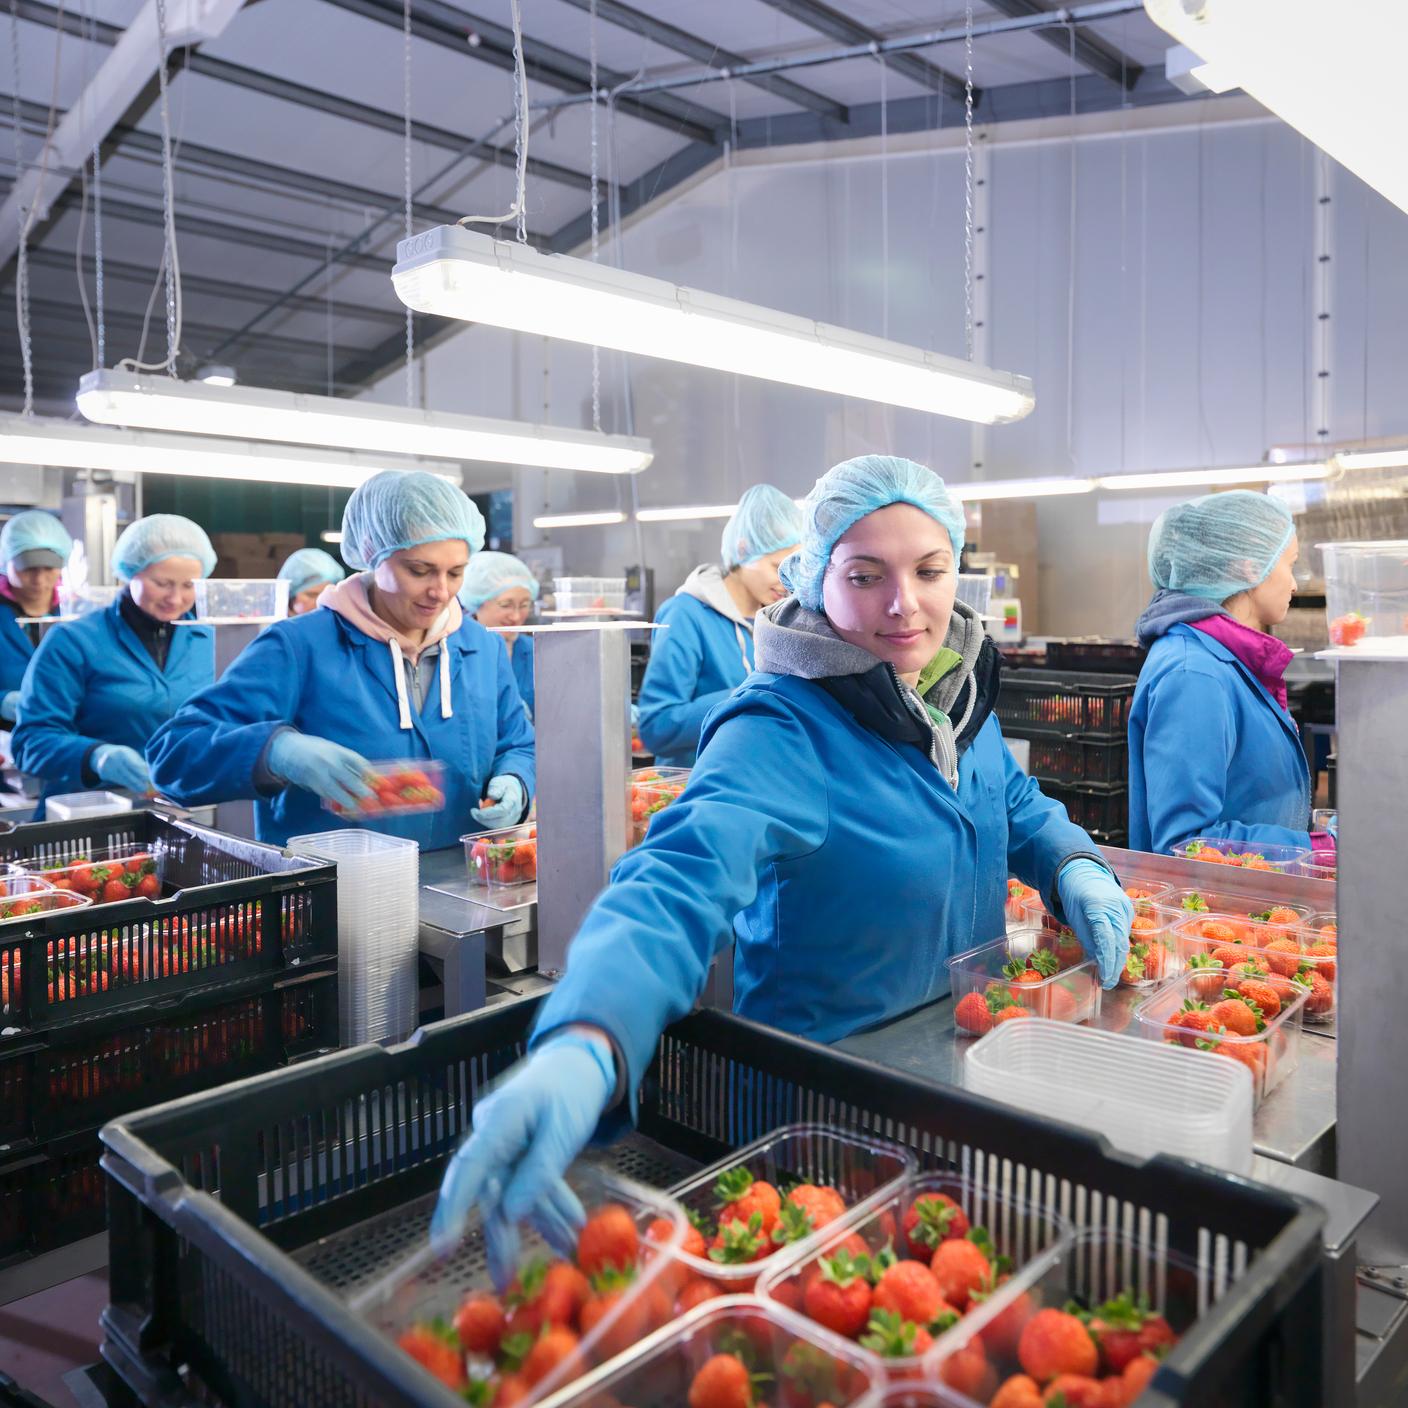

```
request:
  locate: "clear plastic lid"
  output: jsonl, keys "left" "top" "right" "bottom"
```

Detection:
{"left": 1169, "top": 839, "right": 1311, "bottom": 873}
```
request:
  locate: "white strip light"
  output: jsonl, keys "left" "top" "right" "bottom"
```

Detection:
{"left": 0, "top": 414, "right": 460, "bottom": 489}
{"left": 393, "top": 227, "right": 1036, "bottom": 426}
{"left": 636, "top": 503, "right": 739, "bottom": 522}
{"left": 949, "top": 477, "right": 1095, "bottom": 501}
{"left": 1097, "top": 463, "right": 1333, "bottom": 491}
{"left": 76, "top": 369, "right": 654, "bottom": 475}
{"left": 1145, "top": 0, "right": 1408, "bottom": 217}
{"left": 1333, "top": 448, "right": 1408, "bottom": 472}
{"left": 532, "top": 510, "right": 627, "bottom": 528}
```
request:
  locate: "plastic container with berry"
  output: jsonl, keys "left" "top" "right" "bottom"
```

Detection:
{"left": 923, "top": 1229, "right": 1194, "bottom": 1407}
{"left": 356, "top": 1166, "right": 688, "bottom": 1407}
{"left": 627, "top": 768, "right": 692, "bottom": 849}
{"left": 661, "top": 1125, "right": 916, "bottom": 1299}
{"left": 1133, "top": 965, "right": 1311, "bottom": 1104}
{"left": 1169, "top": 839, "right": 1311, "bottom": 874}
{"left": 463, "top": 823, "right": 538, "bottom": 890}
{"left": 756, "top": 1171, "right": 1072, "bottom": 1387}
{"left": 948, "top": 928, "right": 1101, "bottom": 1034}
{"left": 1150, "top": 888, "right": 1313, "bottom": 928}
{"left": 1018, "top": 892, "right": 1176, "bottom": 990}
{"left": 28, "top": 843, "right": 164, "bottom": 906}
{"left": 1004, "top": 880, "right": 1039, "bottom": 926}
{"left": 325, "top": 759, "right": 445, "bottom": 818}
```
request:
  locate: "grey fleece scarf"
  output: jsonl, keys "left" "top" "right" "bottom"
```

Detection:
{"left": 754, "top": 597, "right": 986, "bottom": 786}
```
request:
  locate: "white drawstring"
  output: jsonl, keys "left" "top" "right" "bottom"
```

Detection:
{"left": 387, "top": 638, "right": 414, "bottom": 730}
{"left": 438, "top": 643, "right": 452, "bottom": 719}
{"left": 734, "top": 622, "right": 752, "bottom": 674}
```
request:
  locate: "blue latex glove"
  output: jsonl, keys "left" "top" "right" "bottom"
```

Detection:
{"left": 1326, "top": 815, "right": 1338, "bottom": 839}
{"left": 630, "top": 703, "right": 640, "bottom": 728}
{"left": 266, "top": 730, "right": 374, "bottom": 812}
{"left": 472, "top": 773, "right": 527, "bottom": 829}
{"left": 0, "top": 690, "right": 18, "bottom": 723}
{"left": 1056, "top": 858, "right": 1134, "bottom": 989}
{"left": 430, "top": 1032, "right": 615, "bottom": 1285}
{"left": 92, "top": 743, "right": 151, "bottom": 793}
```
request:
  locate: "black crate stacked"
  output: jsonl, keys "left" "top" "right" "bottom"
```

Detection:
{"left": 998, "top": 669, "right": 1139, "bottom": 846}
{"left": 0, "top": 810, "right": 340, "bottom": 1281}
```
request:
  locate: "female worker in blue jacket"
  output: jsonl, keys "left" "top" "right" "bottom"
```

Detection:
{"left": 458, "top": 551, "right": 538, "bottom": 719}
{"left": 148, "top": 471, "right": 535, "bottom": 848}
{"left": 430, "top": 456, "right": 1134, "bottom": 1260}
{"left": 637, "top": 484, "right": 804, "bottom": 766}
{"left": 0, "top": 510, "right": 72, "bottom": 726}
{"left": 13, "top": 515, "right": 216, "bottom": 811}
{"left": 1128, "top": 491, "right": 1330, "bottom": 859}
{"left": 277, "top": 546, "right": 345, "bottom": 615}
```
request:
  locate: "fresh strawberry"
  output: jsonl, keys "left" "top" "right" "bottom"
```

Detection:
{"left": 1305, "top": 944, "right": 1337, "bottom": 981}
{"left": 859, "top": 1308, "right": 933, "bottom": 1360}
{"left": 580, "top": 1279, "right": 668, "bottom": 1362}
{"left": 937, "top": 1336, "right": 994, "bottom": 1399}
{"left": 397, "top": 1325, "right": 466, "bottom": 1389}
{"left": 1184, "top": 954, "right": 1225, "bottom": 1000}
{"left": 955, "top": 991, "right": 997, "bottom": 1035}
{"left": 1054, "top": 928, "right": 1086, "bottom": 971}
{"left": 1261, "top": 939, "right": 1304, "bottom": 978}
{"left": 1236, "top": 978, "right": 1282, "bottom": 1021}
{"left": 1041, "top": 1373, "right": 1105, "bottom": 1406}
{"left": 1085, "top": 1293, "right": 1153, "bottom": 1375}
{"left": 492, "top": 1372, "right": 530, "bottom": 1406}
{"left": 688, "top": 1352, "right": 756, "bottom": 1408}
{"left": 714, "top": 1168, "right": 782, "bottom": 1236}
{"left": 676, "top": 1278, "right": 723, "bottom": 1315}
{"left": 872, "top": 1258, "right": 952, "bottom": 1326}
{"left": 770, "top": 1200, "right": 816, "bottom": 1248}
{"left": 990, "top": 1374, "right": 1045, "bottom": 1408}
{"left": 1209, "top": 994, "right": 1263, "bottom": 1037}
{"left": 1122, "top": 1354, "right": 1160, "bottom": 1398}
{"left": 1264, "top": 907, "right": 1302, "bottom": 927}
{"left": 708, "top": 1211, "right": 770, "bottom": 1265}
{"left": 995, "top": 1006, "right": 1032, "bottom": 1025}
{"left": 933, "top": 1227, "right": 1007, "bottom": 1311}
{"left": 971, "top": 1276, "right": 1035, "bottom": 1359}
{"left": 1297, "top": 967, "right": 1334, "bottom": 1016}
{"left": 1137, "top": 1313, "right": 1175, "bottom": 1356}
{"left": 454, "top": 1292, "right": 506, "bottom": 1356}
{"left": 576, "top": 1204, "right": 639, "bottom": 1279}
{"left": 902, "top": 1191, "right": 970, "bottom": 1258}
{"left": 520, "top": 1325, "right": 580, "bottom": 1388}
{"left": 786, "top": 1183, "right": 846, "bottom": 1230}
{"left": 803, "top": 1248, "right": 873, "bottom": 1338}
{"left": 1197, "top": 920, "right": 1239, "bottom": 945}
{"left": 1018, "top": 1308, "right": 1099, "bottom": 1383}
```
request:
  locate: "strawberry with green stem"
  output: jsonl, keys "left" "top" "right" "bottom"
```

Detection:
{"left": 859, "top": 1308, "right": 934, "bottom": 1359}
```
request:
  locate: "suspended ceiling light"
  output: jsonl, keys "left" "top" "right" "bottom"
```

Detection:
{"left": 0, "top": 414, "right": 460, "bottom": 489}
{"left": 949, "top": 477, "right": 1095, "bottom": 501}
{"left": 197, "top": 363, "right": 237, "bottom": 387}
{"left": 393, "top": 228, "right": 1036, "bottom": 426}
{"left": 636, "top": 503, "right": 739, "bottom": 523}
{"left": 76, "top": 370, "right": 654, "bottom": 475}
{"left": 1145, "top": 0, "right": 1408, "bottom": 216}
{"left": 321, "top": 530, "right": 344, "bottom": 544}
{"left": 532, "top": 510, "right": 627, "bottom": 528}
{"left": 1096, "top": 462, "right": 1333, "bottom": 491}
{"left": 1333, "top": 448, "right": 1408, "bottom": 472}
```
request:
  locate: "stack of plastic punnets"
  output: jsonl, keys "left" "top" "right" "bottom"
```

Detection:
{"left": 287, "top": 828, "right": 419, "bottom": 1045}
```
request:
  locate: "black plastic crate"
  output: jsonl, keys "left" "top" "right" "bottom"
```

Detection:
{"left": 1043, "top": 639, "right": 1148, "bottom": 674}
{"left": 1024, "top": 734, "right": 1128, "bottom": 786}
{"left": 99, "top": 1001, "right": 1326, "bottom": 1407}
{"left": 998, "top": 668, "right": 1138, "bottom": 739}
{"left": 0, "top": 811, "right": 336, "bottom": 1040}
{"left": 0, "top": 1131, "right": 107, "bottom": 1263}
{"left": 1038, "top": 778, "right": 1130, "bottom": 837}
{"left": 0, "top": 966, "right": 336, "bottom": 1149}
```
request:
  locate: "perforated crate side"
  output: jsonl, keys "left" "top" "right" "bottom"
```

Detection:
{"left": 997, "top": 669, "right": 1138, "bottom": 740}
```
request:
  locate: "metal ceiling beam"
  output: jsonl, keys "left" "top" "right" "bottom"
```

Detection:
{"left": 332, "top": 310, "right": 455, "bottom": 391}
{"left": 10, "top": 0, "right": 598, "bottom": 193}
{"left": 552, "top": 0, "right": 847, "bottom": 123}
{"left": 320, "top": 0, "right": 724, "bottom": 146}
{"left": 978, "top": 0, "right": 1141, "bottom": 90}
{"left": 24, "top": 246, "right": 409, "bottom": 327}
{"left": 755, "top": 0, "right": 967, "bottom": 103}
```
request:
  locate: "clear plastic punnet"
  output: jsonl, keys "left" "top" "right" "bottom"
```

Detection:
{"left": 324, "top": 759, "right": 445, "bottom": 818}
{"left": 1020, "top": 886, "right": 1177, "bottom": 990}
{"left": 1170, "top": 913, "right": 1336, "bottom": 1023}
{"left": 552, "top": 576, "right": 627, "bottom": 613}
{"left": 757, "top": 1170, "right": 1073, "bottom": 1384}
{"left": 0, "top": 887, "right": 91, "bottom": 926}
{"left": 963, "top": 1017, "right": 1254, "bottom": 1174}
{"left": 463, "top": 823, "right": 537, "bottom": 890}
{"left": 25, "top": 842, "right": 164, "bottom": 907}
{"left": 193, "top": 577, "right": 290, "bottom": 621}
{"left": 627, "top": 767, "right": 691, "bottom": 849}
{"left": 923, "top": 1229, "right": 1201, "bottom": 1403}
{"left": 1133, "top": 965, "right": 1310, "bottom": 1105}
{"left": 954, "top": 573, "right": 993, "bottom": 618}
{"left": 948, "top": 927, "right": 1101, "bottom": 1035}
{"left": 662, "top": 1124, "right": 917, "bottom": 1295}
{"left": 1319, "top": 539, "right": 1408, "bottom": 648}
{"left": 1150, "top": 887, "right": 1313, "bottom": 926}
{"left": 56, "top": 584, "right": 118, "bottom": 617}
{"left": 351, "top": 1165, "right": 688, "bottom": 1407}
{"left": 42, "top": 790, "right": 133, "bottom": 822}
{"left": 1003, "top": 879, "right": 1038, "bottom": 926}
{"left": 1169, "top": 839, "right": 1311, "bottom": 874}
{"left": 535, "top": 1295, "right": 885, "bottom": 1408}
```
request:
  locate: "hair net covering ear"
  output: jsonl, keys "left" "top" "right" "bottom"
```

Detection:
{"left": 111, "top": 514, "right": 216, "bottom": 581}
{"left": 1148, "top": 490, "right": 1295, "bottom": 603}
{"left": 1, "top": 510, "right": 72, "bottom": 568}
{"left": 278, "top": 547, "right": 346, "bottom": 598}
{"left": 720, "top": 484, "right": 805, "bottom": 571}
{"left": 458, "top": 551, "right": 541, "bottom": 613}
{"left": 340, "top": 470, "right": 486, "bottom": 570}
{"left": 779, "top": 454, "right": 966, "bottom": 612}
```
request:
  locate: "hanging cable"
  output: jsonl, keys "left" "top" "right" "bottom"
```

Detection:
{"left": 1064, "top": 19, "right": 1076, "bottom": 469}
{"left": 878, "top": 48, "right": 889, "bottom": 342}
{"left": 456, "top": 0, "right": 530, "bottom": 235}
{"left": 588, "top": 0, "right": 601, "bottom": 431}
{"left": 963, "top": 3, "right": 975, "bottom": 362}
{"left": 403, "top": 0, "right": 416, "bottom": 406}
{"left": 9, "top": 0, "right": 34, "bottom": 414}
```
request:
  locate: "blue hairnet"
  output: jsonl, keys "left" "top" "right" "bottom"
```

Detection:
{"left": 1, "top": 510, "right": 72, "bottom": 568}
{"left": 277, "top": 547, "right": 346, "bottom": 598}
{"left": 721, "top": 484, "right": 805, "bottom": 571}
{"left": 458, "top": 551, "right": 540, "bottom": 614}
{"left": 340, "top": 470, "right": 486, "bottom": 570}
{"left": 111, "top": 514, "right": 216, "bottom": 580}
{"left": 1148, "top": 491, "right": 1295, "bottom": 603}
{"left": 780, "top": 455, "right": 966, "bottom": 612}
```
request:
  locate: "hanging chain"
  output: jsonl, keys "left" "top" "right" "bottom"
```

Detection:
{"left": 963, "top": 2, "right": 975, "bottom": 362}
{"left": 403, "top": 0, "right": 416, "bottom": 406}
{"left": 93, "top": 131, "right": 105, "bottom": 369}
{"left": 153, "top": 0, "right": 179, "bottom": 373}
{"left": 878, "top": 50, "right": 889, "bottom": 342}
{"left": 511, "top": 0, "right": 527, "bottom": 243}
{"left": 9, "top": 0, "right": 33, "bottom": 414}
{"left": 588, "top": 0, "right": 600, "bottom": 431}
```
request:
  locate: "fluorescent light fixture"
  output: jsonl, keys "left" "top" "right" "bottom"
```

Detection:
{"left": 1097, "top": 463, "right": 1333, "bottom": 491}
{"left": 1333, "top": 448, "right": 1408, "bottom": 472}
{"left": 76, "top": 369, "right": 654, "bottom": 475}
{"left": 393, "top": 227, "right": 1036, "bottom": 426}
{"left": 321, "top": 530, "right": 344, "bottom": 544}
{"left": 636, "top": 503, "right": 738, "bottom": 523}
{"left": 0, "top": 414, "right": 461, "bottom": 489}
{"left": 1146, "top": 0, "right": 1408, "bottom": 216}
{"left": 532, "top": 510, "right": 627, "bottom": 529}
{"left": 1163, "top": 43, "right": 1235, "bottom": 96}
{"left": 949, "top": 477, "right": 1095, "bottom": 501}
{"left": 197, "top": 363, "right": 237, "bottom": 387}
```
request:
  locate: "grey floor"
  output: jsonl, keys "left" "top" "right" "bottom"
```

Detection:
{"left": 0, "top": 1272, "right": 106, "bottom": 1404}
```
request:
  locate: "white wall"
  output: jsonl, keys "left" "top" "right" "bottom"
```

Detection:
{"left": 368, "top": 96, "right": 1408, "bottom": 635}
